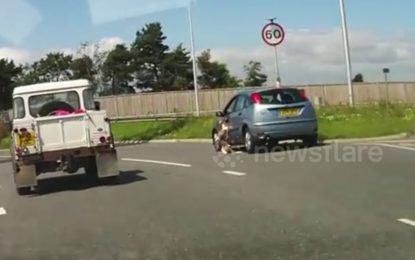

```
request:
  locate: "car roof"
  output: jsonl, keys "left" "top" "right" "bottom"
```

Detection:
{"left": 13, "top": 79, "right": 90, "bottom": 96}
{"left": 236, "top": 87, "right": 298, "bottom": 96}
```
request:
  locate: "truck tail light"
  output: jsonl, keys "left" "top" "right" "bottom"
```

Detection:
{"left": 99, "top": 136, "right": 106, "bottom": 144}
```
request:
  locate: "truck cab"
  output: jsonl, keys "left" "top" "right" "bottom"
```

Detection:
{"left": 11, "top": 79, "right": 119, "bottom": 195}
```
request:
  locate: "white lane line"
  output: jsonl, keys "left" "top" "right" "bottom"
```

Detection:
{"left": 122, "top": 158, "right": 191, "bottom": 168}
{"left": 376, "top": 143, "right": 415, "bottom": 152}
{"left": 401, "top": 143, "right": 415, "bottom": 148}
{"left": 0, "top": 207, "right": 6, "bottom": 216}
{"left": 223, "top": 171, "right": 246, "bottom": 176}
{"left": 397, "top": 218, "right": 415, "bottom": 227}
{"left": 383, "top": 139, "right": 415, "bottom": 143}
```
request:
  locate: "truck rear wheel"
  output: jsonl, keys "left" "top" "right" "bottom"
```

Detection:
{"left": 17, "top": 187, "right": 32, "bottom": 196}
{"left": 85, "top": 156, "right": 98, "bottom": 181}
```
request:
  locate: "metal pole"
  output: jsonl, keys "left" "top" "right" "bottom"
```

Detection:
{"left": 188, "top": 3, "right": 200, "bottom": 117}
{"left": 273, "top": 45, "right": 281, "bottom": 88}
{"left": 338, "top": 0, "right": 354, "bottom": 107}
{"left": 384, "top": 72, "right": 389, "bottom": 102}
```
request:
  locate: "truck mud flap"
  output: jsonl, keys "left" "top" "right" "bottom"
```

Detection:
{"left": 96, "top": 150, "right": 119, "bottom": 178}
{"left": 15, "top": 165, "right": 37, "bottom": 188}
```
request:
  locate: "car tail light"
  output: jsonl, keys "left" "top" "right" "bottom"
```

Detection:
{"left": 250, "top": 92, "right": 261, "bottom": 104}
{"left": 299, "top": 89, "right": 308, "bottom": 101}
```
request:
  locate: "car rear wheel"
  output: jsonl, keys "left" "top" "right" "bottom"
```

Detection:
{"left": 212, "top": 131, "right": 221, "bottom": 152}
{"left": 244, "top": 128, "right": 256, "bottom": 154}
{"left": 303, "top": 135, "right": 318, "bottom": 147}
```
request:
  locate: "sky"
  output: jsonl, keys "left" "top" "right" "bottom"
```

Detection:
{"left": 0, "top": 0, "right": 414, "bottom": 85}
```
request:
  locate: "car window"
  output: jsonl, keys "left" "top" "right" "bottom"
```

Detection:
{"left": 243, "top": 95, "right": 252, "bottom": 108}
{"left": 83, "top": 88, "right": 95, "bottom": 110}
{"left": 29, "top": 91, "right": 80, "bottom": 117}
{"left": 13, "top": 98, "right": 25, "bottom": 119}
{"left": 224, "top": 96, "right": 238, "bottom": 114}
{"left": 235, "top": 95, "right": 246, "bottom": 112}
{"left": 259, "top": 89, "right": 305, "bottom": 105}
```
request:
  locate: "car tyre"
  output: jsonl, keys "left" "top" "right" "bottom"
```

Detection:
{"left": 244, "top": 128, "right": 257, "bottom": 154}
{"left": 303, "top": 135, "right": 318, "bottom": 147}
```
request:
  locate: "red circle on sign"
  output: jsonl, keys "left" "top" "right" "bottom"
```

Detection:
{"left": 262, "top": 22, "right": 285, "bottom": 46}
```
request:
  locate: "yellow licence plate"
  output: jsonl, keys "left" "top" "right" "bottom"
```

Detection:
{"left": 279, "top": 108, "right": 300, "bottom": 117}
{"left": 17, "top": 133, "right": 36, "bottom": 147}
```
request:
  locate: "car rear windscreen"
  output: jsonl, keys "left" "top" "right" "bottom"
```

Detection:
{"left": 258, "top": 89, "right": 305, "bottom": 105}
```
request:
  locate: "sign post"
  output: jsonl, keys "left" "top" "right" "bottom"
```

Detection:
{"left": 262, "top": 19, "right": 285, "bottom": 88}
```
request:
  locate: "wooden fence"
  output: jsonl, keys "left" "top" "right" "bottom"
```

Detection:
{"left": 96, "top": 82, "right": 415, "bottom": 119}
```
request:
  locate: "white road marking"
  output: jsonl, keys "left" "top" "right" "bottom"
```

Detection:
{"left": 223, "top": 171, "right": 246, "bottom": 176}
{"left": 376, "top": 143, "right": 415, "bottom": 152}
{"left": 402, "top": 143, "right": 415, "bottom": 148}
{"left": 397, "top": 218, "right": 415, "bottom": 227}
{"left": 382, "top": 139, "right": 415, "bottom": 143}
{"left": 122, "top": 158, "right": 191, "bottom": 168}
{"left": 0, "top": 207, "right": 6, "bottom": 216}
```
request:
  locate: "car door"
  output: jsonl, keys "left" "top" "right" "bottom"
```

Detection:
{"left": 231, "top": 95, "right": 249, "bottom": 143}
{"left": 222, "top": 96, "right": 239, "bottom": 144}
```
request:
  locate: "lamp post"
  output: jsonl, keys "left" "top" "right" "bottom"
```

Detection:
{"left": 338, "top": 0, "right": 355, "bottom": 107}
{"left": 188, "top": 3, "right": 200, "bottom": 117}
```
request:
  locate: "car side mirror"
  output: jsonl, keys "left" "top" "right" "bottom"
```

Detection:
{"left": 94, "top": 101, "right": 101, "bottom": 111}
{"left": 216, "top": 111, "right": 225, "bottom": 117}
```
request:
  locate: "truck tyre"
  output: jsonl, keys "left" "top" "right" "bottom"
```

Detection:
{"left": 17, "top": 187, "right": 32, "bottom": 196}
{"left": 85, "top": 156, "right": 98, "bottom": 181}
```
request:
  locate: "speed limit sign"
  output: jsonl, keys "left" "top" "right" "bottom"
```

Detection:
{"left": 262, "top": 22, "right": 285, "bottom": 46}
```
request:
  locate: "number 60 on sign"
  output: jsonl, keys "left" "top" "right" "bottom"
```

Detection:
{"left": 262, "top": 22, "right": 285, "bottom": 46}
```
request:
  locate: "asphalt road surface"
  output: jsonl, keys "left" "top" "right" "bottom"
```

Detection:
{"left": 0, "top": 139, "right": 414, "bottom": 260}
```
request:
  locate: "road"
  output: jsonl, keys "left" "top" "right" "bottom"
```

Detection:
{"left": 0, "top": 139, "right": 414, "bottom": 259}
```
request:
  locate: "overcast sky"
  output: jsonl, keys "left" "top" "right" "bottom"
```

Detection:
{"left": 0, "top": 0, "right": 413, "bottom": 85}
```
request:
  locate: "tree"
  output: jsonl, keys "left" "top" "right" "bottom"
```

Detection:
{"left": 70, "top": 55, "right": 96, "bottom": 82}
{"left": 35, "top": 52, "right": 73, "bottom": 82}
{"left": 16, "top": 62, "right": 41, "bottom": 86}
{"left": 130, "top": 22, "right": 169, "bottom": 91}
{"left": 197, "top": 49, "right": 239, "bottom": 89}
{"left": 160, "top": 44, "right": 194, "bottom": 90}
{"left": 75, "top": 42, "right": 111, "bottom": 93}
{"left": 0, "top": 59, "right": 22, "bottom": 110}
{"left": 352, "top": 73, "right": 364, "bottom": 83}
{"left": 102, "top": 44, "right": 134, "bottom": 95}
{"left": 243, "top": 61, "right": 267, "bottom": 87}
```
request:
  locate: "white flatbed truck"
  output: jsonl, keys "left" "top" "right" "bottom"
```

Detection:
{"left": 10, "top": 79, "right": 119, "bottom": 195}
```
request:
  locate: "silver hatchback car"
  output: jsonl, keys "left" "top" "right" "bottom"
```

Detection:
{"left": 212, "top": 88, "right": 318, "bottom": 153}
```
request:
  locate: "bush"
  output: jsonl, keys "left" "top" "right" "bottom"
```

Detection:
{"left": 0, "top": 121, "right": 7, "bottom": 140}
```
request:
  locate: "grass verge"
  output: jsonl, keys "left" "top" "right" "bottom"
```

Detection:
{"left": 1, "top": 104, "right": 414, "bottom": 149}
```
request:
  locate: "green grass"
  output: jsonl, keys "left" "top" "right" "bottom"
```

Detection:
{"left": 1, "top": 104, "right": 414, "bottom": 149}
{"left": 317, "top": 104, "right": 415, "bottom": 139}
{"left": 112, "top": 117, "right": 215, "bottom": 141}
{"left": 0, "top": 136, "right": 11, "bottom": 150}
